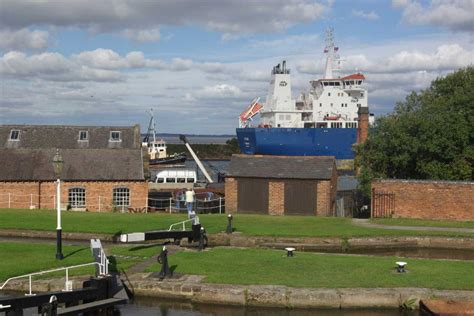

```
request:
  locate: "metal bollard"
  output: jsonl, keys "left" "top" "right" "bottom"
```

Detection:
{"left": 226, "top": 214, "right": 233, "bottom": 234}
{"left": 157, "top": 246, "right": 171, "bottom": 280}
{"left": 40, "top": 295, "right": 58, "bottom": 316}
{"left": 198, "top": 227, "right": 207, "bottom": 251}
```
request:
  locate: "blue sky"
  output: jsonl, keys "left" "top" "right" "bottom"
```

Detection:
{"left": 1, "top": 0, "right": 473, "bottom": 134}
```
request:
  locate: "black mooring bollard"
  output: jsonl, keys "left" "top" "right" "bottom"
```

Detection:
{"left": 157, "top": 246, "right": 170, "bottom": 280}
{"left": 198, "top": 227, "right": 206, "bottom": 251}
{"left": 40, "top": 295, "right": 58, "bottom": 316}
{"left": 226, "top": 214, "right": 233, "bottom": 234}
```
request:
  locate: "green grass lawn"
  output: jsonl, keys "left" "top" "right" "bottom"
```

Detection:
{"left": 145, "top": 247, "right": 474, "bottom": 290}
{"left": 0, "top": 242, "right": 150, "bottom": 282}
{"left": 371, "top": 218, "right": 474, "bottom": 229}
{"left": 1, "top": 208, "right": 474, "bottom": 238}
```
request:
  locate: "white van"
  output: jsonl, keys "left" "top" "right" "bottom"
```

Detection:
{"left": 155, "top": 169, "right": 197, "bottom": 184}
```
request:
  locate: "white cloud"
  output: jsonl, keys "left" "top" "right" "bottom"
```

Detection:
{"left": 0, "top": 28, "right": 49, "bottom": 51}
{"left": 379, "top": 44, "right": 474, "bottom": 73}
{"left": 183, "top": 84, "right": 245, "bottom": 104}
{"left": 392, "top": 0, "right": 474, "bottom": 32}
{"left": 0, "top": 0, "right": 330, "bottom": 39}
{"left": 352, "top": 10, "right": 379, "bottom": 20}
{"left": 169, "top": 58, "right": 193, "bottom": 71}
{"left": 122, "top": 28, "right": 161, "bottom": 42}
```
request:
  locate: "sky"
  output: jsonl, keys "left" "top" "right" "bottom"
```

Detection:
{"left": 0, "top": 0, "right": 473, "bottom": 134}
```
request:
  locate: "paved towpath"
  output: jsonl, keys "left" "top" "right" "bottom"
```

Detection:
{"left": 352, "top": 219, "right": 474, "bottom": 234}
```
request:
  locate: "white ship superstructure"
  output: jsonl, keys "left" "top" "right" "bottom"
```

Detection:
{"left": 259, "top": 29, "right": 371, "bottom": 129}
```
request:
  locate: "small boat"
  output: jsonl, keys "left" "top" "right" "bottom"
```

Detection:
{"left": 143, "top": 110, "right": 187, "bottom": 166}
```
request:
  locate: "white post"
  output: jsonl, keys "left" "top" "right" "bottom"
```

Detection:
{"left": 169, "top": 198, "right": 172, "bottom": 213}
{"left": 98, "top": 196, "right": 101, "bottom": 213}
{"left": 219, "top": 197, "right": 222, "bottom": 214}
{"left": 145, "top": 197, "right": 148, "bottom": 214}
{"left": 8, "top": 193, "right": 10, "bottom": 208}
{"left": 65, "top": 268, "right": 69, "bottom": 290}
{"left": 57, "top": 179, "right": 61, "bottom": 230}
{"left": 30, "top": 193, "right": 33, "bottom": 209}
{"left": 28, "top": 275, "right": 32, "bottom": 296}
{"left": 121, "top": 196, "right": 125, "bottom": 213}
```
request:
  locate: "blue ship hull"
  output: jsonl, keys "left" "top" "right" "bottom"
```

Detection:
{"left": 236, "top": 128, "right": 357, "bottom": 159}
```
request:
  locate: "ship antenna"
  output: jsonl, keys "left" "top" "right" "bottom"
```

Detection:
{"left": 323, "top": 27, "right": 340, "bottom": 79}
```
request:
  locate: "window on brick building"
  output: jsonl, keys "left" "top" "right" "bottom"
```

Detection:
{"left": 68, "top": 187, "right": 85, "bottom": 208}
{"left": 110, "top": 131, "right": 121, "bottom": 142}
{"left": 9, "top": 129, "right": 20, "bottom": 141}
{"left": 113, "top": 187, "right": 130, "bottom": 207}
{"left": 79, "top": 130, "right": 88, "bottom": 141}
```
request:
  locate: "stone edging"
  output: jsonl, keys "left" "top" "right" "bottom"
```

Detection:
{"left": 6, "top": 274, "right": 473, "bottom": 309}
{"left": 1, "top": 229, "right": 473, "bottom": 250}
{"left": 208, "top": 233, "right": 474, "bottom": 250}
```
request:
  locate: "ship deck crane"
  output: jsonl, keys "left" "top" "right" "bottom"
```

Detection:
{"left": 179, "top": 135, "right": 214, "bottom": 184}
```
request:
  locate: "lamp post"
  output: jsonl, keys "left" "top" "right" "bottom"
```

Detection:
{"left": 52, "top": 149, "right": 64, "bottom": 260}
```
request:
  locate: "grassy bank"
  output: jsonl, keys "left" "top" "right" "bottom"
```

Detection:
{"left": 371, "top": 218, "right": 474, "bottom": 229}
{"left": 145, "top": 247, "right": 474, "bottom": 290}
{"left": 0, "top": 242, "right": 153, "bottom": 282}
{"left": 1, "top": 209, "right": 473, "bottom": 238}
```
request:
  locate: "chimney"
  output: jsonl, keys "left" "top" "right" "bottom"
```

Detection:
{"left": 357, "top": 107, "right": 369, "bottom": 144}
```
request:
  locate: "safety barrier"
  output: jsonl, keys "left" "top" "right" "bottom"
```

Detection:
{"left": 0, "top": 192, "right": 225, "bottom": 214}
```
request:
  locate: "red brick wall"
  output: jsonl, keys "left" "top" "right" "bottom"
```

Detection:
{"left": 224, "top": 177, "right": 237, "bottom": 213}
{"left": 268, "top": 181, "right": 284, "bottom": 215}
{"left": 371, "top": 180, "right": 474, "bottom": 221}
{"left": 0, "top": 181, "right": 148, "bottom": 212}
{"left": 225, "top": 177, "right": 336, "bottom": 216}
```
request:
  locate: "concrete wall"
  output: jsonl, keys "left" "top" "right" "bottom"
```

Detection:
{"left": 0, "top": 181, "right": 148, "bottom": 211}
{"left": 371, "top": 180, "right": 474, "bottom": 221}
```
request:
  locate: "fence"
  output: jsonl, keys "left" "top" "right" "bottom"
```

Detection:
{"left": 0, "top": 192, "right": 225, "bottom": 214}
{"left": 371, "top": 189, "right": 395, "bottom": 218}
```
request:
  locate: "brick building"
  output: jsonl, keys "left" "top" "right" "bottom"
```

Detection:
{"left": 371, "top": 179, "right": 474, "bottom": 221}
{"left": 225, "top": 155, "right": 337, "bottom": 216}
{"left": 0, "top": 125, "right": 148, "bottom": 212}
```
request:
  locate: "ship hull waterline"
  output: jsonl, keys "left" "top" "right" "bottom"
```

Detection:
{"left": 236, "top": 128, "right": 358, "bottom": 159}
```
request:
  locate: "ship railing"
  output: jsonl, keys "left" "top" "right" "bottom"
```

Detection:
{"left": 0, "top": 262, "right": 102, "bottom": 296}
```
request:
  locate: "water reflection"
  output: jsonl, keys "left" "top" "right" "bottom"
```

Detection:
{"left": 116, "top": 296, "right": 416, "bottom": 316}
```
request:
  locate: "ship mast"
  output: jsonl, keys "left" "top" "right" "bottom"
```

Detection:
{"left": 323, "top": 28, "right": 340, "bottom": 79}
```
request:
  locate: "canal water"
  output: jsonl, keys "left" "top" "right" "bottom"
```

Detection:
{"left": 0, "top": 292, "right": 414, "bottom": 315}
{"left": 107, "top": 296, "right": 418, "bottom": 316}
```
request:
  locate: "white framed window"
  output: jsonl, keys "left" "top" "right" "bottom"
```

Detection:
{"left": 110, "top": 131, "right": 121, "bottom": 142}
{"left": 113, "top": 187, "right": 130, "bottom": 206}
{"left": 9, "top": 129, "right": 20, "bottom": 141}
{"left": 79, "top": 130, "right": 88, "bottom": 141}
{"left": 68, "top": 187, "right": 86, "bottom": 208}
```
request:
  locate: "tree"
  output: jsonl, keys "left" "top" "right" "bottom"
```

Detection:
{"left": 356, "top": 67, "right": 474, "bottom": 197}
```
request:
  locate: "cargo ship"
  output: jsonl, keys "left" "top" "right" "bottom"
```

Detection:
{"left": 236, "top": 29, "right": 373, "bottom": 159}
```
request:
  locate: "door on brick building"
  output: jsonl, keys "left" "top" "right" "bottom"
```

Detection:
{"left": 237, "top": 178, "right": 268, "bottom": 214}
{"left": 284, "top": 180, "right": 316, "bottom": 215}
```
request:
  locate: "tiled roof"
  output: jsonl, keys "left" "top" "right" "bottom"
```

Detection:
{"left": 227, "top": 155, "right": 335, "bottom": 180}
{"left": 0, "top": 125, "right": 141, "bottom": 149}
{"left": 0, "top": 148, "right": 144, "bottom": 181}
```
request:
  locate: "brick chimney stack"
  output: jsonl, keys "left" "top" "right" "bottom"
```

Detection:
{"left": 357, "top": 107, "right": 369, "bottom": 144}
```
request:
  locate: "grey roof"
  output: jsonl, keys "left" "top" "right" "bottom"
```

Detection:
{"left": 227, "top": 155, "right": 335, "bottom": 180}
{"left": 337, "top": 176, "right": 359, "bottom": 191}
{"left": 0, "top": 125, "right": 141, "bottom": 149}
{"left": 0, "top": 148, "right": 144, "bottom": 181}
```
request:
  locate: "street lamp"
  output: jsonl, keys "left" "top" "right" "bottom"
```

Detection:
{"left": 52, "top": 149, "right": 64, "bottom": 260}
